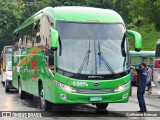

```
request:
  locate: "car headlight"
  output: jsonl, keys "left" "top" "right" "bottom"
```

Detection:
{"left": 114, "top": 81, "right": 130, "bottom": 92}
{"left": 56, "top": 81, "right": 77, "bottom": 93}
{"left": 6, "top": 73, "right": 12, "bottom": 77}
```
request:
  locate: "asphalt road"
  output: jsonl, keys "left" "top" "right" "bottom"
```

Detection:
{"left": 0, "top": 80, "right": 160, "bottom": 120}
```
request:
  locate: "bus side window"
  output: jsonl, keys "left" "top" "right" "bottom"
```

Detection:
{"left": 150, "top": 57, "right": 153, "bottom": 64}
{"left": 48, "top": 49, "right": 54, "bottom": 67}
{"left": 45, "top": 49, "right": 54, "bottom": 72}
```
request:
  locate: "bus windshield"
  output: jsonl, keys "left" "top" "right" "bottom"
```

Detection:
{"left": 57, "top": 22, "right": 129, "bottom": 75}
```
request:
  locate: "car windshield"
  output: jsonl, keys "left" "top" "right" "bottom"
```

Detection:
{"left": 57, "top": 22, "right": 129, "bottom": 75}
{"left": 6, "top": 53, "right": 12, "bottom": 67}
{"left": 7, "top": 62, "right": 12, "bottom": 71}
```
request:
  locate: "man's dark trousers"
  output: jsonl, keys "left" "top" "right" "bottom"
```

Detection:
{"left": 137, "top": 86, "right": 147, "bottom": 111}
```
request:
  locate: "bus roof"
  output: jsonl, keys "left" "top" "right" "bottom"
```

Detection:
{"left": 14, "top": 6, "right": 124, "bottom": 33}
{"left": 130, "top": 51, "right": 155, "bottom": 57}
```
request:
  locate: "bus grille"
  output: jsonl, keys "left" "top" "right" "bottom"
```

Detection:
{"left": 76, "top": 89, "right": 114, "bottom": 94}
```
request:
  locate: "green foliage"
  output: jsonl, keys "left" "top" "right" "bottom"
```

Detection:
{"left": 85, "top": 0, "right": 115, "bottom": 9}
{"left": 115, "top": 0, "right": 131, "bottom": 24}
{"left": 128, "top": 24, "right": 160, "bottom": 51}
{"left": 0, "top": 0, "right": 160, "bottom": 52}
{"left": 0, "top": 0, "right": 26, "bottom": 51}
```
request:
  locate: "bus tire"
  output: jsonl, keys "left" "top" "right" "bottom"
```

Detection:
{"left": 27, "top": 94, "right": 33, "bottom": 99}
{"left": 57, "top": 104, "right": 73, "bottom": 111}
{"left": 18, "top": 80, "right": 26, "bottom": 99}
{"left": 96, "top": 103, "right": 108, "bottom": 110}
{"left": 39, "top": 84, "right": 52, "bottom": 111}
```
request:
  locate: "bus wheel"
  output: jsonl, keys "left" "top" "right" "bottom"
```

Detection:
{"left": 18, "top": 81, "right": 26, "bottom": 99}
{"left": 5, "top": 87, "right": 9, "bottom": 92}
{"left": 96, "top": 103, "right": 108, "bottom": 110}
{"left": 39, "top": 84, "right": 52, "bottom": 111}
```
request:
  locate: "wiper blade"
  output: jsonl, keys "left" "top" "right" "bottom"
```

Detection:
{"left": 121, "top": 34, "right": 127, "bottom": 68}
{"left": 97, "top": 40, "right": 116, "bottom": 75}
{"left": 59, "top": 36, "right": 62, "bottom": 56}
{"left": 78, "top": 39, "right": 91, "bottom": 74}
{"left": 98, "top": 52, "right": 116, "bottom": 75}
{"left": 121, "top": 34, "right": 126, "bottom": 57}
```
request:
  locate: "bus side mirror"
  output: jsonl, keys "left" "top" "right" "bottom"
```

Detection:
{"left": 127, "top": 30, "right": 142, "bottom": 52}
{"left": 50, "top": 28, "right": 59, "bottom": 49}
{"left": 16, "top": 33, "right": 19, "bottom": 38}
{"left": 33, "top": 22, "right": 38, "bottom": 30}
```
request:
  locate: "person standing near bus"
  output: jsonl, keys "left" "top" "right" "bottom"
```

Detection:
{"left": 130, "top": 69, "right": 134, "bottom": 96}
{"left": 146, "top": 65, "right": 152, "bottom": 93}
{"left": 131, "top": 63, "right": 148, "bottom": 112}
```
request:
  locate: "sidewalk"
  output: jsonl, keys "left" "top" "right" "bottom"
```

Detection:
{"left": 108, "top": 86, "right": 160, "bottom": 111}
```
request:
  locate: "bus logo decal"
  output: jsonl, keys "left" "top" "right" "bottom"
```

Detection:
{"left": 93, "top": 82, "right": 100, "bottom": 87}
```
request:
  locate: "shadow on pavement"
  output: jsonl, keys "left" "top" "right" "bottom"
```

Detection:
{"left": 21, "top": 97, "right": 125, "bottom": 117}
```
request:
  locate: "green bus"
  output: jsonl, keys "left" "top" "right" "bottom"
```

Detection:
{"left": 130, "top": 51, "right": 155, "bottom": 68}
{"left": 12, "top": 6, "right": 142, "bottom": 110}
{"left": 130, "top": 51, "right": 155, "bottom": 84}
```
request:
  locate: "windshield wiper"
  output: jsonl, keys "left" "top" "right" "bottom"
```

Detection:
{"left": 78, "top": 39, "right": 91, "bottom": 74}
{"left": 121, "top": 34, "right": 126, "bottom": 57}
{"left": 121, "top": 34, "right": 127, "bottom": 68}
{"left": 97, "top": 39, "right": 116, "bottom": 75}
{"left": 59, "top": 36, "right": 62, "bottom": 56}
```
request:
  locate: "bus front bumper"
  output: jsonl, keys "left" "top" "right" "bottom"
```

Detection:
{"left": 52, "top": 85, "right": 130, "bottom": 104}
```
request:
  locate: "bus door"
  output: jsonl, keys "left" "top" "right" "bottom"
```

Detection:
{"left": 153, "top": 42, "right": 160, "bottom": 87}
{"left": 19, "top": 49, "right": 28, "bottom": 92}
{"left": 153, "top": 59, "right": 160, "bottom": 88}
{"left": 153, "top": 68, "right": 160, "bottom": 88}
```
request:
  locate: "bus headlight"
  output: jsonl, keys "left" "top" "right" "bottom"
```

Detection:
{"left": 56, "top": 81, "right": 77, "bottom": 93}
{"left": 114, "top": 81, "right": 130, "bottom": 92}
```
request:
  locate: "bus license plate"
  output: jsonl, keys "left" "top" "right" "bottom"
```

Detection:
{"left": 90, "top": 96, "right": 102, "bottom": 101}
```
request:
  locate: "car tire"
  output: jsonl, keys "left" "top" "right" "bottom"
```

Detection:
{"left": 5, "top": 87, "right": 9, "bottom": 92}
{"left": 5, "top": 81, "right": 9, "bottom": 92}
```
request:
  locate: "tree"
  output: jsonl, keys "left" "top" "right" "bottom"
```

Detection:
{"left": 0, "top": 0, "right": 26, "bottom": 51}
{"left": 85, "top": 0, "right": 115, "bottom": 9}
{"left": 1, "top": 0, "right": 160, "bottom": 51}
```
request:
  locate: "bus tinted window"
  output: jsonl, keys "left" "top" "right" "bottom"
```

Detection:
{"left": 130, "top": 56, "right": 141, "bottom": 64}
{"left": 155, "top": 44, "right": 160, "bottom": 58}
{"left": 130, "top": 51, "right": 155, "bottom": 68}
{"left": 141, "top": 57, "right": 154, "bottom": 64}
